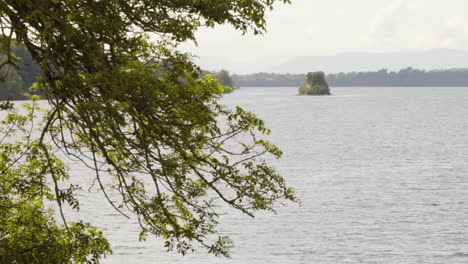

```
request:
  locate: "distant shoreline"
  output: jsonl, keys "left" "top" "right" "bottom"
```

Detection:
{"left": 236, "top": 85, "right": 468, "bottom": 87}
{"left": 232, "top": 68, "right": 468, "bottom": 88}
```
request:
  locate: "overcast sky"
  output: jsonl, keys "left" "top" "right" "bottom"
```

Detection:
{"left": 181, "top": 0, "right": 468, "bottom": 62}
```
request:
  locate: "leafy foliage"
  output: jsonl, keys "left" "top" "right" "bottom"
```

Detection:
{"left": 215, "top": 70, "right": 235, "bottom": 93}
{"left": 0, "top": 0, "right": 294, "bottom": 262}
{"left": 202, "top": 69, "right": 235, "bottom": 93}
{"left": 0, "top": 101, "right": 111, "bottom": 263}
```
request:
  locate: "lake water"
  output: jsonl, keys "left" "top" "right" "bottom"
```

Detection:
{"left": 21, "top": 87, "right": 468, "bottom": 263}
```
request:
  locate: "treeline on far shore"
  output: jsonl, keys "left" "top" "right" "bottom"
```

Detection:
{"left": 232, "top": 68, "right": 468, "bottom": 87}
{"left": 0, "top": 44, "right": 42, "bottom": 100}
{"left": 3, "top": 48, "right": 468, "bottom": 101}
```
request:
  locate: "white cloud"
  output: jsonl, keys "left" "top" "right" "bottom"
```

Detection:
{"left": 180, "top": 0, "right": 468, "bottom": 71}
{"left": 370, "top": 0, "right": 405, "bottom": 37}
{"left": 367, "top": 0, "right": 408, "bottom": 49}
{"left": 438, "top": 16, "right": 468, "bottom": 48}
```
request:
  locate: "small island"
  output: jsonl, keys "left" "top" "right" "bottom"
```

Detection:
{"left": 298, "top": 71, "right": 331, "bottom": 95}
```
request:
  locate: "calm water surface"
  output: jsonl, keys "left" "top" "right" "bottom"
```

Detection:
{"left": 62, "top": 87, "right": 468, "bottom": 263}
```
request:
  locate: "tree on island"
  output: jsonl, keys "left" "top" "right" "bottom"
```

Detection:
{"left": 299, "top": 72, "right": 331, "bottom": 95}
{"left": 0, "top": 0, "right": 295, "bottom": 263}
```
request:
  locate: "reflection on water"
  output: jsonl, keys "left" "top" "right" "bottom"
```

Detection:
{"left": 24, "top": 87, "right": 468, "bottom": 263}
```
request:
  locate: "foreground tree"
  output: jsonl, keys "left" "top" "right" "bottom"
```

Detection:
{"left": 0, "top": 0, "right": 295, "bottom": 262}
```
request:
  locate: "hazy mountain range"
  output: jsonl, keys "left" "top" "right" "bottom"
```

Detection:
{"left": 194, "top": 49, "right": 468, "bottom": 74}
